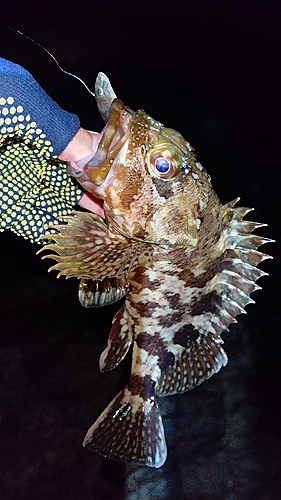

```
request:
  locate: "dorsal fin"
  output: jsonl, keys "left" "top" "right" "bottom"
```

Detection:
{"left": 155, "top": 201, "right": 273, "bottom": 396}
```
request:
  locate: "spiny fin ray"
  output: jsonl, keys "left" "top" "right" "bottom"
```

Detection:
{"left": 204, "top": 201, "right": 273, "bottom": 333}
{"left": 38, "top": 212, "right": 152, "bottom": 280}
{"left": 156, "top": 201, "right": 272, "bottom": 396}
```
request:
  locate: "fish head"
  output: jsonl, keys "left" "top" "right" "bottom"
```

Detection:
{"left": 69, "top": 74, "right": 219, "bottom": 247}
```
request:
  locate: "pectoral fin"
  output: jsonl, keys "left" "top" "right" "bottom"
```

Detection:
{"left": 39, "top": 212, "right": 152, "bottom": 281}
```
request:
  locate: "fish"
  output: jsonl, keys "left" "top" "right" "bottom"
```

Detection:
{"left": 40, "top": 72, "right": 273, "bottom": 468}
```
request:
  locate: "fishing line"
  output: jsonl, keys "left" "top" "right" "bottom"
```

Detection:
{"left": 0, "top": 22, "right": 96, "bottom": 97}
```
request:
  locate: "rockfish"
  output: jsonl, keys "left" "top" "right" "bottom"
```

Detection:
{"left": 41, "top": 73, "right": 272, "bottom": 468}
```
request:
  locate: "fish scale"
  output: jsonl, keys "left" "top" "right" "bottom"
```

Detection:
{"left": 40, "top": 73, "right": 273, "bottom": 468}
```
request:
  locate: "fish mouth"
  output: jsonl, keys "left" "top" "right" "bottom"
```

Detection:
{"left": 67, "top": 98, "right": 132, "bottom": 194}
{"left": 85, "top": 99, "right": 132, "bottom": 185}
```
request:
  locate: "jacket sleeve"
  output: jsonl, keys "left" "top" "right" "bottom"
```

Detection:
{"left": 0, "top": 57, "right": 84, "bottom": 243}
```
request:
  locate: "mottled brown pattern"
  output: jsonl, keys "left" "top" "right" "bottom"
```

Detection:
{"left": 135, "top": 332, "right": 163, "bottom": 355}
{"left": 158, "top": 310, "right": 183, "bottom": 328}
{"left": 128, "top": 374, "right": 155, "bottom": 398}
{"left": 158, "top": 350, "right": 176, "bottom": 372}
{"left": 129, "top": 297, "right": 157, "bottom": 318}
{"left": 42, "top": 83, "right": 271, "bottom": 468}
{"left": 190, "top": 291, "right": 222, "bottom": 316}
{"left": 164, "top": 293, "right": 182, "bottom": 310}
{"left": 173, "top": 324, "right": 199, "bottom": 348}
{"left": 152, "top": 177, "right": 176, "bottom": 199}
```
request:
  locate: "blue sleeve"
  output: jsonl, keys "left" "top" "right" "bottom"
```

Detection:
{"left": 0, "top": 57, "right": 80, "bottom": 155}
{"left": 0, "top": 57, "right": 84, "bottom": 243}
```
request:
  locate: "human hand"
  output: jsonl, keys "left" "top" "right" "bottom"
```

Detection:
{"left": 58, "top": 128, "right": 104, "bottom": 217}
{"left": 58, "top": 128, "right": 101, "bottom": 162}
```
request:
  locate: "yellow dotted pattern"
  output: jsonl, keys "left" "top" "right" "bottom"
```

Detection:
{"left": 0, "top": 96, "right": 83, "bottom": 243}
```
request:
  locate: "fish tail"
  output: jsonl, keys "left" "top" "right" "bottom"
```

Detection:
{"left": 83, "top": 386, "right": 167, "bottom": 468}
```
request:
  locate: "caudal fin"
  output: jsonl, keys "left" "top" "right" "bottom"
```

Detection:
{"left": 83, "top": 387, "right": 167, "bottom": 468}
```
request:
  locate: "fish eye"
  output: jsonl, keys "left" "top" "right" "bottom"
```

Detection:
{"left": 146, "top": 144, "right": 183, "bottom": 180}
{"left": 155, "top": 157, "right": 170, "bottom": 173}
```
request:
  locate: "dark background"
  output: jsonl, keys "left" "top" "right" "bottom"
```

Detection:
{"left": 0, "top": 1, "right": 280, "bottom": 499}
